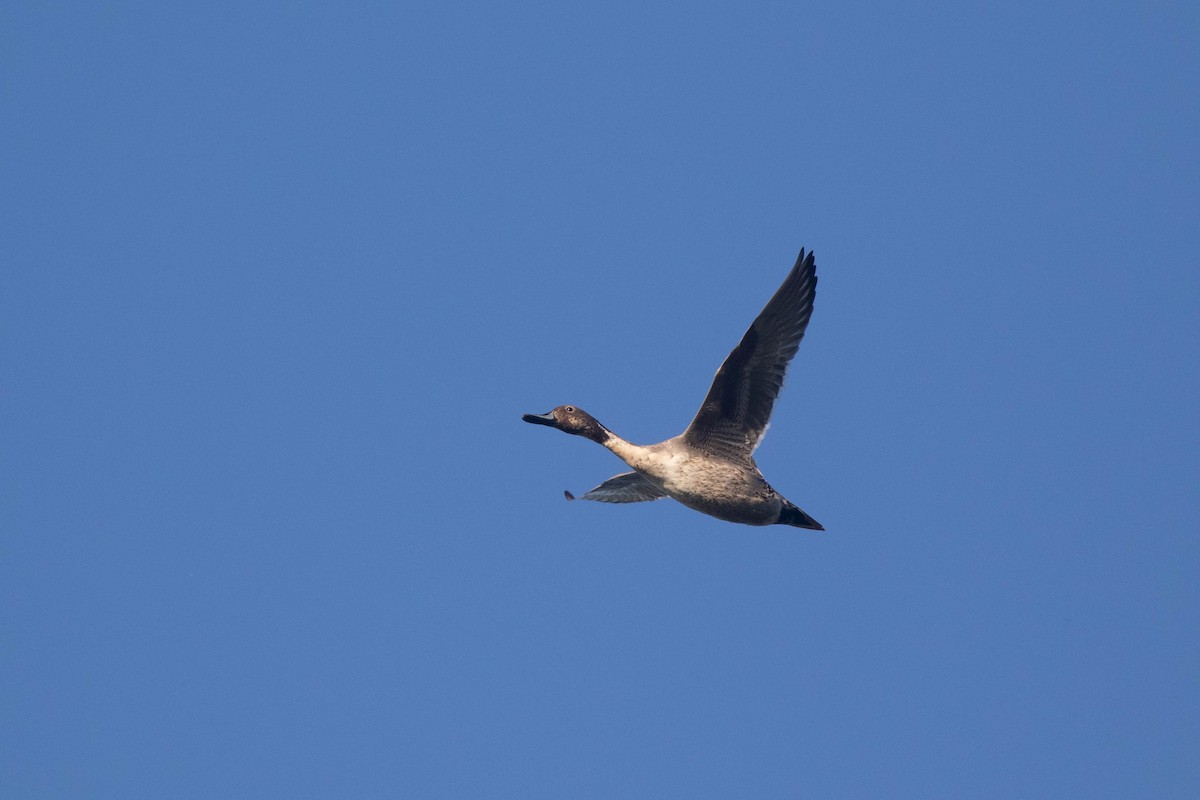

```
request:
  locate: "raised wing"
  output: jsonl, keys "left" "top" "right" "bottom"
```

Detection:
{"left": 566, "top": 472, "right": 666, "bottom": 503}
{"left": 682, "top": 249, "right": 817, "bottom": 460}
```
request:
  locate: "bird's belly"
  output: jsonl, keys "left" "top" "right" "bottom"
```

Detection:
{"left": 671, "top": 490, "right": 780, "bottom": 525}
{"left": 649, "top": 458, "right": 781, "bottom": 526}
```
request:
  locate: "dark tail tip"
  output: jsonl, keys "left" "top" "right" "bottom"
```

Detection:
{"left": 564, "top": 490, "right": 575, "bottom": 501}
{"left": 777, "top": 503, "right": 824, "bottom": 530}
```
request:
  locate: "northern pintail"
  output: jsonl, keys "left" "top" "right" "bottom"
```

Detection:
{"left": 523, "top": 249, "right": 824, "bottom": 530}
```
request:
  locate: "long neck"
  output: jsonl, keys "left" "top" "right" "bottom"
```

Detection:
{"left": 598, "top": 430, "right": 646, "bottom": 468}
{"left": 578, "top": 416, "right": 614, "bottom": 445}
{"left": 587, "top": 425, "right": 613, "bottom": 445}
{"left": 580, "top": 416, "right": 646, "bottom": 469}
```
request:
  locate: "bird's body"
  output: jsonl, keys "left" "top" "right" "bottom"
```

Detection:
{"left": 524, "top": 249, "right": 824, "bottom": 530}
{"left": 603, "top": 438, "right": 785, "bottom": 525}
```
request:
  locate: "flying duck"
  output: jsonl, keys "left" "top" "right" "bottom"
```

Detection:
{"left": 523, "top": 249, "right": 824, "bottom": 529}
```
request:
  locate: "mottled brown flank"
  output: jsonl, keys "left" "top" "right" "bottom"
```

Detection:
{"left": 672, "top": 492, "right": 779, "bottom": 525}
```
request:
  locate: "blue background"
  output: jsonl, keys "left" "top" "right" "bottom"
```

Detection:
{"left": 4, "top": 2, "right": 1198, "bottom": 797}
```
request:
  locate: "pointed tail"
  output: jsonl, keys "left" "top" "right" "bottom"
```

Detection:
{"left": 777, "top": 502, "right": 825, "bottom": 531}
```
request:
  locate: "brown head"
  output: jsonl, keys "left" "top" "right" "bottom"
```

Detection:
{"left": 522, "top": 405, "right": 610, "bottom": 443}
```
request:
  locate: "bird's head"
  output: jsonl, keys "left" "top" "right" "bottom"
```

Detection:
{"left": 522, "top": 405, "right": 609, "bottom": 443}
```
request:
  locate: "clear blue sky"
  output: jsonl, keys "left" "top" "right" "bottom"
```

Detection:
{"left": 3, "top": 2, "right": 1198, "bottom": 797}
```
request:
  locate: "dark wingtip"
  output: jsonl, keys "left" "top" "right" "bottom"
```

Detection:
{"left": 564, "top": 490, "right": 575, "bottom": 501}
{"left": 795, "top": 247, "right": 816, "bottom": 277}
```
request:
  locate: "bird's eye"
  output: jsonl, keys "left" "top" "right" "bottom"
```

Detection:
{"left": 565, "top": 406, "right": 575, "bottom": 413}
